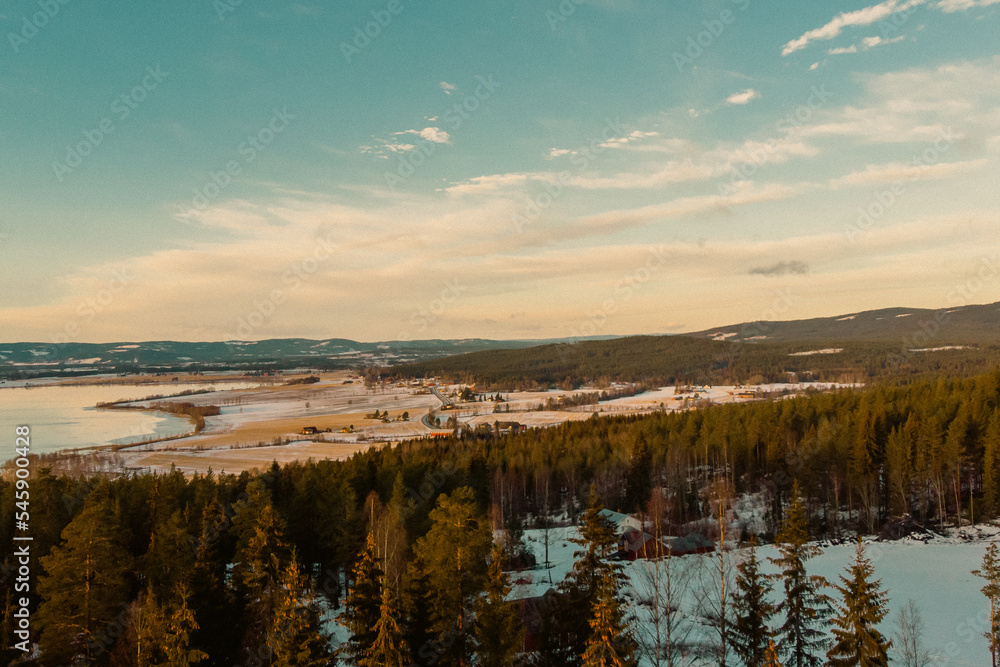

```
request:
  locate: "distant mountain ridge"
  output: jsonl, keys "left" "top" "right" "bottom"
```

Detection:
{"left": 686, "top": 301, "right": 1000, "bottom": 344}
{"left": 2, "top": 301, "right": 997, "bottom": 378}
{"left": 0, "top": 335, "right": 619, "bottom": 376}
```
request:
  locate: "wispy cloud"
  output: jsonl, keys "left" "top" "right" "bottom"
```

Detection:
{"left": 829, "top": 159, "right": 989, "bottom": 188}
{"left": 782, "top": 0, "right": 925, "bottom": 55}
{"left": 725, "top": 89, "right": 761, "bottom": 105}
{"left": 439, "top": 81, "right": 457, "bottom": 94}
{"left": 936, "top": 0, "right": 1000, "bottom": 12}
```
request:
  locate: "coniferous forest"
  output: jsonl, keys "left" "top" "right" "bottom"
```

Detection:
{"left": 5, "top": 370, "right": 1000, "bottom": 666}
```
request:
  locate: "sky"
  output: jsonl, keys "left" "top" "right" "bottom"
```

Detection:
{"left": 2, "top": 0, "right": 1000, "bottom": 343}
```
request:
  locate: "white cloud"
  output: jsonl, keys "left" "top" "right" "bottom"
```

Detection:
{"left": 725, "top": 89, "right": 761, "bottom": 105}
{"left": 441, "top": 173, "right": 532, "bottom": 195}
{"left": 548, "top": 148, "right": 576, "bottom": 158}
{"left": 598, "top": 130, "right": 660, "bottom": 148}
{"left": 828, "top": 34, "right": 904, "bottom": 55}
{"left": 829, "top": 158, "right": 989, "bottom": 188}
{"left": 401, "top": 127, "right": 452, "bottom": 144}
{"left": 439, "top": 81, "right": 457, "bottom": 94}
{"left": 937, "top": 0, "right": 1000, "bottom": 11}
{"left": 810, "top": 62, "right": 821, "bottom": 70}
{"left": 782, "top": 0, "right": 925, "bottom": 55}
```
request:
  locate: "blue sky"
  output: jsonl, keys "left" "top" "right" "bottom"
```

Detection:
{"left": 2, "top": 0, "right": 1000, "bottom": 343}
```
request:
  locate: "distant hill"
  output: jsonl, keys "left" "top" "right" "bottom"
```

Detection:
{"left": 392, "top": 301, "right": 1000, "bottom": 387}
{"left": 686, "top": 301, "right": 1000, "bottom": 344}
{"left": 0, "top": 336, "right": 617, "bottom": 379}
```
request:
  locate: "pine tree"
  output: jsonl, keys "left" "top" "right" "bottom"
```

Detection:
{"left": 340, "top": 532, "right": 384, "bottom": 662}
{"left": 190, "top": 499, "right": 238, "bottom": 666}
{"left": 268, "top": 553, "right": 331, "bottom": 667}
{"left": 136, "top": 585, "right": 209, "bottom": 666}
{"left": 36, "top": 497, "right": 133, "bottom": 666}
{"left": 474, "top": 543, "right": 523, "bottom": 667}
{"left": 973, "top": 543, "right": 1000, "bottom": 667}
{"left": 769, "top": 483, "right": 831, "bottom": 667}
{"left": 826, "top": 541, "right": 891, "bottom": 667}
{"left": 556, "top": 491, "right": 621, "bottom": 664}
{"left": 412, "top": 486, "right": 492, "bottom": 667}
{"left": 142, "top": 509, "right": 196, "bottom": 601}
{"left": 581, "top": 569, "right": 636, "bottom": 667}
{"left": 732, "top": 538, "right": 775, "bottom": 667}
{"left": 230, "top": 479, "right": 291, "bottom": 656}
{"left": 361, "top": 579, "right": 411, "bottom": 667}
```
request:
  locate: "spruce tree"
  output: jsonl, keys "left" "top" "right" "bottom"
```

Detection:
{"left": 556, "top": 492, "right": 621, "bottom": 664}
{"left": 36, "top": 497, "right": 133, "bottom": 666}
{"left": 340, "top": 532, "right": 384, "bottom": 662}
{"left": 581, "top": 569, "right": 636, "bottom": 667}
{"left": 362, "top": 578, "right": 411, "bottom": 667}
{"left": 268, "top": 553, "right": 331, "bottom": 667}
{"left": 230, "top": 479, "right": 291, "bottom": 656}
{"left": 732, "top": 537, "right": 775, "bottom": 667}
{"left": 973, "top": 543, "right": 1000, "bottom": 667}
{"left": 769, "top": 483, "right": 831, "bottom": 667}
{"left": 136, "top": 585, "right": 208, "bottom": 666}
{"left": 826, "top": 541, "right": 891, "bottom": 667}
{"left": 412, "top": 486, "right": 492, "bottom": 667}
{"left": 190, "top": 500, "right": 238, "bottom": 666}
{"left": 474, "top": 543, "right": 523, "bottom": 667}
{"left": 142, "top": 509, "right": 196, "bottom": 602}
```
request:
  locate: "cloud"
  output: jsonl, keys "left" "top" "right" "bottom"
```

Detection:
{"left": 828, "top": 34, "right": 904, "bottom": 55}
{"left": 781, "top": 0, "right": 925, "bottom": 55}
{"left": 937, "top": 0, "right": 1000, "bottom": 11}
{"left": 598, "top": 130, "right": 660, "bottom": 148}
{"left": 439, "top": 81, "right": 457, "bottom": 94}
{"left": 748, "top": 260, "right": 810, "bottom": 276}
{"left": 828, "top": 158, "right": 989, "bottom": 188}
{"left": 441, "top": 173, "right": 532, "bottom": 195}
{"left": 400, "top": 127, "right": 452, "bottom": 144}
{"left": 725, "top": 89, "right": 761, "bottom": 105}
{"left": 547, "top": 148, "right": 576, "bottom": 158}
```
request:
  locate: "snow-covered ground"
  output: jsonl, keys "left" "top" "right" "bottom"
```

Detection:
{"left": 510, "top": 524, "right": 998, "bottom": 666}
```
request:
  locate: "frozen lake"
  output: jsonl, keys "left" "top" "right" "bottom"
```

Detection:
{"left": 0, "top": 380, "right": 263, "bottom": 459}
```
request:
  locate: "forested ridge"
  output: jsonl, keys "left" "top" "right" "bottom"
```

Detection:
{"left": 4, "top": 370, "right": 1000, "bottom": 665}
{"left": 389, "top": 334, "right": 1000, "bottom": 390}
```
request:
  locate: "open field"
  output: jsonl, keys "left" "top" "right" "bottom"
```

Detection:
{"left": 102, "top": 378, "right": 857, "bottom": 474}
